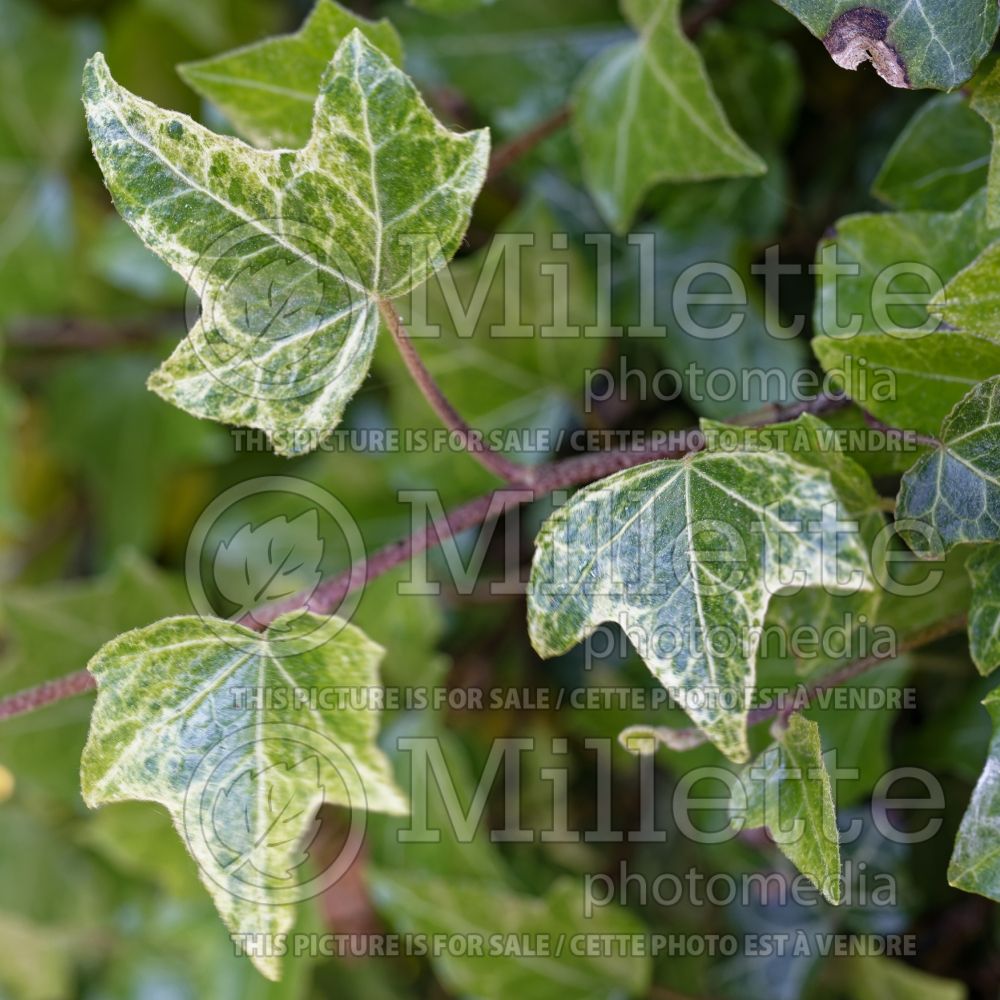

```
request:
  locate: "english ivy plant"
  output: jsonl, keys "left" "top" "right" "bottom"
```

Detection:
{"left": 3, "top": 0, "right": 1000, "bottom": 996}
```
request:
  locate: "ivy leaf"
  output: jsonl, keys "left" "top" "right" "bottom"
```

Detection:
{"left": 407, "top": 0, "right": 493, "bottom": 12}
{"left": 84, "top": 34, "right": 489, "bottom": 456}
{"left": 178, "top": 0, "right": 403, "bottom": 149}
{"left": 395, "top": 0, "right": 615, "bottom": 139}
{"left": 572, "top": 0, "right": 764, "bottom": 234}
{"left": 730, "top": 714, "right": 842, "bottom": 903}
{"left": 634, "top": 224, "right": 809, "bottom": 420}
{"left": 971, "top": 60, "right": 1000, "bottom": 228}
{"left": 771, "top": 0, "right": 999, "bottom": 91}
{"left": 967, "top": 545, "right": 1000, "bottom": 675}
{"left": 872, "top": 93, "right": 991, "bottom": 211}
{"left": 844, "top": 956, "right": 967, "bottom": 1000}
{"left": 948, "top": 685, "right": 1000, "bottom": 903}
{"left": 814, "top": 192, "right": 992, "bottom": 339}
{"left": 370, "top": 875, "right": 651, "bottom": 1000}
{"left": 527, "top": 450, "right": 874, "bottom": 761}
{"left": 0, "top": 0, "right": 95, "bottom": 319}
{"left": 929, "top": 240, "right": 1000, "bottom": 339}
{"left": 812, "top": 331, "right": 1000, "bottom": 437}
{"left": 897, "top": 375, "right": 1000, "bottom": 550}
{"left": 81, "top": 612, "right": 408, "bottom": 981}
{"left": 702, "top": 414, "right": 885, "bottom": 675}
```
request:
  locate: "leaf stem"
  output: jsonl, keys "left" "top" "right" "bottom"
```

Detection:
{"left": 0, "top": 669, "right": 96, "bottom": 720}
{"left": 379, "top": 298, "right": 538, "bottom": 487}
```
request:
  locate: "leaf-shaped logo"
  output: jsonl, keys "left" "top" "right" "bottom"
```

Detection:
{"left": 213, "top": 510, "right": 324, "bottom": 618}
{"left": 210, "top": 755, "right": 325, "bottom": 885}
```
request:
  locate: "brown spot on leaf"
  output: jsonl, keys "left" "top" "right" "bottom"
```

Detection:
{"left": 823, "top": 7, "right": 910, "bottom": 89}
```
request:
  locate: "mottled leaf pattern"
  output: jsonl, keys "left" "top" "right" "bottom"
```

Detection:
{"left": 948, "top": 685, "right": 1000, "bottom": 902}
{"left": 527, "top": 450, "right": 873, "bottom": 760}
{"left": 772, "top": 0, "right": 999, "bottom": 90}
{"left": 572, "top": 0, "right": 764, "bottom": 233}
{"left": 178, "top": 0, "right": 403, "bottom": 149}
{"left": 84, "top": 34, "right": 488, "bottom": 455}
{"left": 731, "top": 714, "right": 842, "bottom": 902}
{"left": 897, "top": 375, "right": 1000, "bottom": 550}
{"left": 702, "top": 414, "right": 885, "bottom": 675}
{"left": 81, "top": 613, "right": 408, "bottom": 981}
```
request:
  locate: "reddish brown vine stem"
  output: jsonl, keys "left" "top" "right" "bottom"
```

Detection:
{"left": 379, "top": 299, "right": 537, "bottom": 487}
{"left": 0, "top": 390, "right": 878, "bottom": 723}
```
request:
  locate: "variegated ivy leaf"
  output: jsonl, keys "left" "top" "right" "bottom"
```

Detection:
{"left": 81, "top": 612, "right": 408, "bottom": 981}
{"left": 948, "top": 685, "right": 1000, "bottom": 902}
{"left": 772, "top": 0, "right": 999, "bottom": 91}
{"left": 84, "top": 34, "right": 489, "bottom": 456}
{"left": 730, "top": 714, "right": 842, "bottom": 902}
{"left": 572, "top": 0, "right": 764, "bottom": 234}
{"left": 897, "top": 375, "right": 1000, "bottom": 551}
{"left": 967, "top": 545, "right": 1000, "bottom": 675}
{"left": 527, "top": 450, "right": 874, "bottom": 761}
{"left": 972, "top": 60, "right": 1000, "bottom": 228}
{"left": 178, "top": 0, "right": 403, "bottom": 149}
{"left": 702, "top": 414, "right": 885, "bottom": 674}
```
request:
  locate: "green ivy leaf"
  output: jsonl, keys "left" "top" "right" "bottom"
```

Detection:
{"left": 634, "top": 224, "right": 809, "bottom": 420}
{"left": 572, "top": 0, "right": 764, "bottom": 233}
{"left": 370, "top": 875, "right": 651, "bottom": 1000}
{"left": 967, "top": 545, "right": 1000, "bottom": 675}
{"left": 81, "top": 612, "right": 408, "bottom": 981}
{"left": 897, "top": 375, "right": 1000, "bottom": 550}
{"left": 0, "top": 0, "right": 95, "bottom": 319}
{"left": 814, "top": 192, "right": 993, "bottom": 339}
{"left": 771, "top": 0, "right": 999, "bottom": 90}
{"left": 407, "top": 0, "right": 494, "bottom": 13}
{"left": 527, "top": 450, "right": 874, "bottom": 761}
{"left": 948, "top": 685, "right": 1000, "bottom": 902}
{"left": 844, "top": 955, "right": 966, "bottom": 1000}
{"left": 730, "top": 714, "right": 842, "bottom": 903}
{"left": 394, "top": 0, "right": 616, "bottom": 139}
{"left": 178, "top": 0, "right": 403, "bottom": 149}
{"left": 930, "top": 240, "right": 1000, "bottom": 339}
{"left": 812, "top": 331, "right": 1000, "bottom": 437}
{"left": 872, "top": 93, "right": 991, "bottom": 211}
{"left": 84, "top": 34, "right": 489, "bottom": 456}
{"left": 971, "top": 59, "right": 1000, "bottom": 228}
